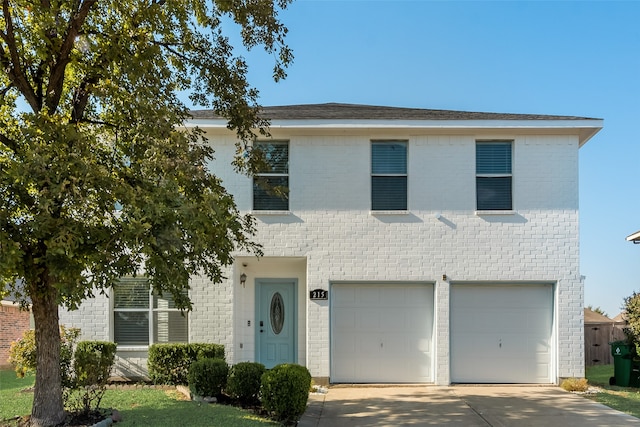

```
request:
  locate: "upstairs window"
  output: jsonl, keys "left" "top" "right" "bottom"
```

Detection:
{"left": 113, "top": 278, "right": 188, "bottom": 346}
{"left": 371, "top": 141, "right": 407, "bottom": 210}
{"left": 253, "top": 141, "right": 289, "bottom": 211}
{"left": 476, "top": 141, "right": 513, "bottom": 210}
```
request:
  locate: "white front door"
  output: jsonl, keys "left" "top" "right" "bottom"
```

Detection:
{"left": 450, "top": 284, "right": 553, "bottom": 383}
{"left": 331, "top": 283, "right": 434, "bottom": 383}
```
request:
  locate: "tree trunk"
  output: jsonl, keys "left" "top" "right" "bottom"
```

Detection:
{"left": 29, "top": 279, "right": 65, "bottom": 427}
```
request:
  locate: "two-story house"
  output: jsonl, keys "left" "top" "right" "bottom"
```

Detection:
{"left": 59, "top": 103, "right": 602, "bottom": 385}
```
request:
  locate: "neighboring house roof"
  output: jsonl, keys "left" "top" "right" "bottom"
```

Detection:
{"left": 626, "top": 230, "right": 640, "bottom": 243}
{"left": 613, "top": 311, "right": 628, "bottom": 323}
{"left": 584, "top": 308, "right": 614, "bottom": 324}
{"left": 188, "top": 103, "right": 603, "bottom": 146}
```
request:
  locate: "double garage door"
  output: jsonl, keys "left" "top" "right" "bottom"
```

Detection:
{"left": 331, "top": 283, "right": 553, "bottom": 384}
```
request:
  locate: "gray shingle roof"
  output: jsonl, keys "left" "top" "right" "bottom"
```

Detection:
{"left": 189, "top": 103, "right": 599, "bottom": 121}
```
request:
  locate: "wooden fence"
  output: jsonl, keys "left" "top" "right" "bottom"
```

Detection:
{"left": 584, "top": 322, "right": 627, "bottom": 366}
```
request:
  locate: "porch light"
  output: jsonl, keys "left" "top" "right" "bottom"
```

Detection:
{"left": 240, "top": 273, "right": 247, "bottom": 287}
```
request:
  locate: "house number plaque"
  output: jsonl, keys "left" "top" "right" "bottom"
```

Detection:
{"left": 309, "top": 289, "right": 328, "bottom": 300}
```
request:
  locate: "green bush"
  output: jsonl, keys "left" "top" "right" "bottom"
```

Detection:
{"left": 260, "top": 364, "right": 311, "bottom": 423}
{"left": 73, "top": 341, "right": 117, "bottom": 387}
{"left": 188, "top": 358, "right": 229, "bottom": 398}
{"left": 67, "top": 341, "right": 117, "bottom": 414}
{"left": 8, "top": 325, "right": 80, "bottom": 386}
{"left": 226, "top": 362, "right": 266, "bottom": 405}
{"left": 148, "top": 343, "right": 225, "bottom": 385}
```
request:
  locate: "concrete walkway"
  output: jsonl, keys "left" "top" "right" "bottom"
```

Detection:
{"left": 298, "top": 385, "right": 640, "bottom": 427}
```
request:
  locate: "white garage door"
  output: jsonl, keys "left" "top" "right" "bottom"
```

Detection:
{"left": 331, "top": 283, "right": 434, "bottom": 383}
{"left": 450, "top": 284, "right": 553, "bottom": 383}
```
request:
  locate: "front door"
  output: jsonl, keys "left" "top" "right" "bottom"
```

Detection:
{"left": 256, "top": 279, "right": 297, "bottom": 369}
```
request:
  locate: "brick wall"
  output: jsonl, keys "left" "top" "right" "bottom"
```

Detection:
{"left": 0, "top": 301, "right": 32, "bottom": 368}
{"left": 60, "top": 129, "right": 584, "bottom": 384}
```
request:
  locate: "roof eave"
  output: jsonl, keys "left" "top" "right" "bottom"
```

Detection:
{"left": 626, "top": 230, "right": 640, "bottom": 242}
{"left": 185, "top": 118, "right": 603, "bottom": 145}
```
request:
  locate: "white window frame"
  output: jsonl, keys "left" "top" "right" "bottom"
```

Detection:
{"left": 371, "top": 140, "right": 408, "bottom": 211}
{"left": 252, "top": 140, "right": 289, "bottom": 212}
{"left": 475, "top": 140, "right": 514, "bottom": 213}
{"left": 112, "top": 278, "right": 189, "bottom": 348}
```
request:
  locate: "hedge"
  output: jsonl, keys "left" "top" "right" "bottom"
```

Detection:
{"left": 147, "top": 343, "right": 224, "bottom": 385}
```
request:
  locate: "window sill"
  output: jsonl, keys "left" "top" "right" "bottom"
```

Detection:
{"left": 475, "top": 210, "right": 516, "bottom": 216}
{"left": 115, "top": 346, "right": 150, "bottom": 352}
{"left": 250, "top": 210, "right": 291, "bottom": 216}
{"left": 369, "top": 210, "right": 410, "bottom": 215}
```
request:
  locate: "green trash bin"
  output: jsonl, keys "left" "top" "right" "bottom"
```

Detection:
{"left": 610, "top": 341, "right": 634, "bottom": 387}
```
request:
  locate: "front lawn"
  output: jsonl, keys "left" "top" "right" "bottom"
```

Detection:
{"left": 0, "top": 370, "right": 277, "bottom": 426}
{"left": 585, "top": 364, "right": 640, "bottom": 419}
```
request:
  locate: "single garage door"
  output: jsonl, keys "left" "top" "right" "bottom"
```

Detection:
{"left": 331, "top": 283, "right": 434, "bottom": 383}
{"left": 450, "top": 284, "right": 553, "bottom": 383}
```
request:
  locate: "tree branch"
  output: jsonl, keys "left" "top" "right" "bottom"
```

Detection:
{"left": 1, "top": 0, "right": 39, "bottom": 111}
{"left": 45, "top": 0, "right": 97, "bottom": 112}
{"left": 0, "top": 131, "right": 17, "bottom": 152}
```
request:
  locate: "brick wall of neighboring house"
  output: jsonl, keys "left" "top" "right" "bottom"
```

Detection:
{"left": 0, "top": 301, "right": 32, "bottom": 368}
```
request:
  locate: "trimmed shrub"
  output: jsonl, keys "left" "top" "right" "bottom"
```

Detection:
{"left": 188, "top": 358, "right": 229, "bottom": 398}
{"left": 560, "top": 377, "right": 589, "bottom": 392}
{"left": 148, "top": 343, "right": 225, "bottom": 385}
{"left": 67, "top": 341, "right": 117, "bottom": 414}
{"left": 73, "top": 341, "right": 117, "bottom": 387}
{"left": 226, "top": 362, "right": 266, "bottom": 405}
{"left": 260, "top": 363, "right": 311, "bottom": 423}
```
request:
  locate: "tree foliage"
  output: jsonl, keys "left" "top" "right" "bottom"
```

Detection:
{"left": 623, "top": 291, "right": 640, "bottom": 353}
{"left": 0, "top": 1, "right": 292, "bottom": 425}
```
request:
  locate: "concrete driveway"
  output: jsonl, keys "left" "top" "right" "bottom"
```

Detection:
{"left": 298, "top": 385, "right": 640, "bottom": 427}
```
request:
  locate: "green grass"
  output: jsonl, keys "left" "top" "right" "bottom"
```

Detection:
{"left": 0, "top": 369, "right": 35, "bottom": 422}
{"left": 585, "top": 364, "right": 640, "bottom": 419}
{"left": 0, "top": 370, "right": 277, "bottom": 426}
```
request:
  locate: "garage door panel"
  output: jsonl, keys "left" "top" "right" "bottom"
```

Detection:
{"left": 451, "top": 284, "right": 553, "bottom": 384}
{"left": 332, "top": 283, "right": 433, "bottom": 383}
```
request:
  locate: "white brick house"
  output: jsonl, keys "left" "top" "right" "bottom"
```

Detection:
{"left": 59, "top": 103, "right": 602, "bottom": 385}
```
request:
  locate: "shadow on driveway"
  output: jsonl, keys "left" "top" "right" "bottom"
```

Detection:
{"left": 299, "top": 385, "right": 640, "bottom": 427}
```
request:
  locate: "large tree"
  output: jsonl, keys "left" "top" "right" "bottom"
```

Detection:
{"left": 0, "top": 1, "right": 292, "bottom": 425}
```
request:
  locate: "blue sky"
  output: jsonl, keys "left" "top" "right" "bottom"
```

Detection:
{"left": 214, "top": 0, "right": 639, "bottom": 317}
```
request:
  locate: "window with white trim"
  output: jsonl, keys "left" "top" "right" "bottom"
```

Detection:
{"left": 371, "top": 140, "right": 407, "bottom": 210}
{"left": 113, "top": 278, "right": 188, "bottom": 346}
{"left": 476, "top": 141, "right": 513, "bottom": 211}
{"left": 253, "top": 141, "right": 289, "bottom": 211}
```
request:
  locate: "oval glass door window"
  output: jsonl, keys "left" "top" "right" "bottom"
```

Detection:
{"left": 270, "top": 292, "right": 285, "bottom": 335}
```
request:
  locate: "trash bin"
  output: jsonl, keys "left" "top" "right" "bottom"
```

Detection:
{"left": 610, "top": 341, "right": 635, "bottom": 387}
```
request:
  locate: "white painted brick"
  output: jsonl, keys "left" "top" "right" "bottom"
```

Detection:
{"left": 60, "top": 131, "right": 583, "bottom": 384}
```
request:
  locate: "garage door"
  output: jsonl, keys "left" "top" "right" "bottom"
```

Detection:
{"left": 450, "top": 284, "right": 553, "bottom": 383}
{"left": 331, "top": 283, "right": 433, "bottom": 383}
